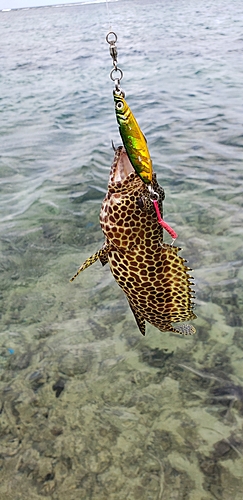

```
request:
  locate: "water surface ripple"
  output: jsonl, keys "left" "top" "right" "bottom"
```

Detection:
{"left": 0, "top": 1, "right": 243, "bottom": 499}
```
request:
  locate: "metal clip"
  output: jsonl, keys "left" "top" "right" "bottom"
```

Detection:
{"left": 148, "top": 184, "right": 159, "bottom": 201}
{"left": 109, "top": 44, "right": 117, "bottom": 69}
{"left": 106, "top": 31, "right": 117, "bottom": 45}
{"left": 106, "top": 31, "right": 124, "bottom": 92}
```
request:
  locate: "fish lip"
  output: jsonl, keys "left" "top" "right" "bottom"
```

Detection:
{"left": 111, "top": 146, "right": 135, "bottom": 183}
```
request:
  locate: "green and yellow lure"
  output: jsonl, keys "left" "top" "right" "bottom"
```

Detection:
{"left": 114, "top": 91, "right": 153, "bottom": 184}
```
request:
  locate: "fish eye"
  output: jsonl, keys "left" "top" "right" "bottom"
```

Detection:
{"left": 116, "top": 101, "right": 124, "bottom": 111}
{"left": 137, "top": 197, "right": 145, "bottom": 210}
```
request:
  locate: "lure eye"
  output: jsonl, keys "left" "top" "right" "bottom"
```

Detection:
{"left": 116, "top": 101, "right": 124, "bottom": 111}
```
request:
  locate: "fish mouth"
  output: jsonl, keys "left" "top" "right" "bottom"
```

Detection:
{"left": 112, "top": 146, "right": 134, "bottom": 182}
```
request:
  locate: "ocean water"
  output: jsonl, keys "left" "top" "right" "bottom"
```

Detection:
{"left": 0, "top": 0, "right": 243, "bottom": 498}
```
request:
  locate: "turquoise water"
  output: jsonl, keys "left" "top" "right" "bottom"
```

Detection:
{"left": 0, "top": 1, "right": 243, "bottom": 498}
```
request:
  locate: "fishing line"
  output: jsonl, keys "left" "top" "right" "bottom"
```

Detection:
{"left": 106, "top": 32, "right": 124, "bottom": 95}
{"left": 105, "top": 0, "right": 112, "bottom": 32}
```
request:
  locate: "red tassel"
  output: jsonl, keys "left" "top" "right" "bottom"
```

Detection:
{"left": 153, "top": 199, "right": 178, "bottom": 241}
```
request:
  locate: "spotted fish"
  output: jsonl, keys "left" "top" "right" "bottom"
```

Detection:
{"left": 70, "top": 146, "right": 196, "bottom": 336}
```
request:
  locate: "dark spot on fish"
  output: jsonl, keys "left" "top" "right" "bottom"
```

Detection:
{"left": 153, "top": 280, "right": 162, "bottom": 287}
{"left": 130, "top": 271, "right": 139, "bottom": 279}
{"left": 140, "top": 217, "right": 147, "bottom": 226}
{"left": 157, "top": 303, "right": 166, "bottom": 311}
{"left": 165, "top": 297, "right": 173, "bottom": 304}
{"left": 129, "top": 276, "right": 136, "bottom": 283}
{"left": 149, "top": 273, "right": 157, "bottom": 280}
{"left": 147, "top": 265, "right": 156, "bottom": 272}
{"left": 133, "top": 214, "right": 140, "bottom": 222}
{"left": 119, "top": 263, "right": 127, "bottom": 272}
{"left": 163, "top": 259, "right": 171, "bottom": 266}
{"left": 129, "top": 220, "right": 136, "bottom": 227}
{"left": 147, "top": 294, "right": 155, "bottom": 302}
{"left": 163, "top": 265, "right": 171, "bottom": 273}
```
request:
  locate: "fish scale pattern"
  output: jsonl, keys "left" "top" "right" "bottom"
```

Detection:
{"left": 109, "top": 243, "right": 196, "bottom": 335}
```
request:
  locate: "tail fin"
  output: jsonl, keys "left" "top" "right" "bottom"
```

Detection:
{"left": 172, "top": 324, "right": 196, "bottom": 336}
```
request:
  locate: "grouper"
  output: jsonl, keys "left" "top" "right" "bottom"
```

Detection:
{"left": 70, "top": 146, "right": 196, "bottom": 336}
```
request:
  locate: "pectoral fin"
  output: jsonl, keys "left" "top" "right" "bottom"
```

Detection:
{"left": 70, "top": 244, "right": 109, "bottom": 282}
{"left": 128, "top": 301, "right": 146, "bottom": 336}
{"left": 99, "top": 246, "right": 109, "bottom": 266}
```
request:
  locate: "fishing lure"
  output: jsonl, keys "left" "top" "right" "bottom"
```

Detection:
{"left": 113, "top": 91, "right": 153, "bottom": 184}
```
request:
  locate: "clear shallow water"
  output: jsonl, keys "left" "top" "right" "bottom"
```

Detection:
{"left": 0, "top": 1, "right": 243, "bottom": 498}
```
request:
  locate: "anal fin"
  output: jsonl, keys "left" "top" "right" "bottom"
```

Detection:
{"left": 128, "top": 301, "right": 146, "bottom": 336}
